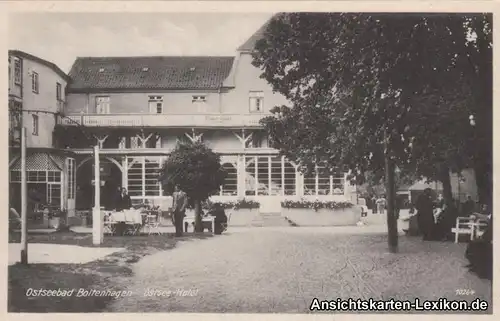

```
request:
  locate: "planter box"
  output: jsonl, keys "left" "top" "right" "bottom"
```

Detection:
{"left": 228, "top": 208, "right": 260, "bottom": 226}
{"left": 282, "top": 207, "right": 361, "bottom": 226}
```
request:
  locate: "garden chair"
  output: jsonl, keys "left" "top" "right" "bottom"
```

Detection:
{"left": 451, "top": 216, "right": 475, "bottom": 243}
{"left": 145, "top": 213, "right": 162, "bottom": 235}
{"left": 103, "top": 212, "right": 116, "bottom": 235}
{"left": 221, "top": 207, "right": 234, "bottom": 233}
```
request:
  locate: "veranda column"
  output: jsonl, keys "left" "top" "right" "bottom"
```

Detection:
{"left": 122, "top": 157, "right": 128, "bottom": 189}
{"left": 236, "top": 155, "right": 245, "bottom": 197}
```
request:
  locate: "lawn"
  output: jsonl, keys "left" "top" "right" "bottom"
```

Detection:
{"left": 8, "top": 231, "right": 212, "bottom": 312}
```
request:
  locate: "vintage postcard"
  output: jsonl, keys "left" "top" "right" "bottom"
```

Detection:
{"left": 2, "top": 0, "right": 496, "bottom": 319}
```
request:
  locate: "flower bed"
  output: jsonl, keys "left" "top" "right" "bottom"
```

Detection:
{"left": 281, "top": 199, "right": 360, "bottom": 226}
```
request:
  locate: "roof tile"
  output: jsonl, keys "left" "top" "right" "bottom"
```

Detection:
{"left": 67, "top": 56, "right": 234, "bottom": 91}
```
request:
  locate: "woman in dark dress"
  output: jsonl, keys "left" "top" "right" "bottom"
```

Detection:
{"left": 416, "top": 188, "right": 435, "bottom": 240}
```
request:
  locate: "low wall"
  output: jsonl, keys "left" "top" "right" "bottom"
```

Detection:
{"left": 227, "top": 209, "right": 260, "bottom": 226}
{"left": 282, "top": 207, "right": 362, "bottom": 226}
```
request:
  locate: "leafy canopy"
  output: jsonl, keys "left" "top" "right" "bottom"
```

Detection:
{"left": 253, "top": 13, "right": 491, "bottom": 185}
{"left": 159, "top": 141, "right": 227, "bottom": 201}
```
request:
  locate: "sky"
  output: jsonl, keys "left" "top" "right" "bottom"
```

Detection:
{"left": 8, "top": 12, "right": 273, "bottom": 73}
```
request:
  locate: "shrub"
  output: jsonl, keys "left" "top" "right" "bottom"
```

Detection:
{"left": 281, "top": 199, "right": 353, "bottom": 212}
{"left": 204, "top": 198, "right": 260, "bottom": 210}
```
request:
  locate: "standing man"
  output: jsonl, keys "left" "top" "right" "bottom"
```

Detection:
{"left": 172, "top": 185, "right": 188, "bottom": 237}
{"left": 376, "top": 194, "right": 387, "bottom": 215}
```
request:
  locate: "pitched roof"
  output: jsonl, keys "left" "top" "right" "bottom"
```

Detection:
{"left": 237, "top": 17, "right": 273, "bottom": 52}
{"left": 9, "top": 50, "right": 69, "bottom": 81}
{"left": 67, "top": 56, "right": 235, "bottom": 92}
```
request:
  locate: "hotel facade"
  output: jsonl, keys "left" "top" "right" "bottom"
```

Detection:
{"left": 9, "top": 23, "right": 354, "bottom": 217}
{"left": 8, "top": 50, "right": 74, "bottom": 214}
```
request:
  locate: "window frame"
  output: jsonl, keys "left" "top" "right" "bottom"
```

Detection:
{"left": 14, "top": 57, "right": 22, "bottom": 85}
{"left": 32, "top": 114, "right": 39, "bottom": 136}
{"left": 192, "top": 95, "right": 207, "bottom": 103}
{"left": 32, "top": 71, "right": 39, "bottom": 94}
{"left": 95, "top": 96, "right": 111, "bottom": 114}
{"left": 249, "top": 91, "right": 264, "bottom": 113}
{"left": 148, "top": 96, "right": 163, "bottom": 114}
{"left": 56, "top": 82, "right": 62, "bottom": 101}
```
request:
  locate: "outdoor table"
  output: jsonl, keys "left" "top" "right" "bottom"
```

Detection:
{"left": 108, "top": 209, "right": 143, "bottom": 235}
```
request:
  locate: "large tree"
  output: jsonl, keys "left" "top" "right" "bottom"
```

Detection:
{"left": 158, "top": 141, "right": 227, "bottom": 232}
{"left": 254, "top": 12, "right": 491, "bottom": 205}
{"left": 253, "top": 13, "right": 492, "bottom": 251}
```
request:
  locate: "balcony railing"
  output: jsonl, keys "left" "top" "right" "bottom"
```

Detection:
{"left": 58, "top": 113, "right": 271, "bottom": 128}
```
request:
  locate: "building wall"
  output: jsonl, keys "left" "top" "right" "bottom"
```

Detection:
{"left": 221, "top": 52, "right": 289, "bottom": 113}
{"left": 8, "top": 54, "right": 68, "bottom": 149}
{"left": 66, "top": 91, "right": 222, "bottom": 115}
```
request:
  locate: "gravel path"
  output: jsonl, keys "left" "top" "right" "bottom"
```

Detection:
{"left": 108, "top": 226, "right": 492, "bottom": 313}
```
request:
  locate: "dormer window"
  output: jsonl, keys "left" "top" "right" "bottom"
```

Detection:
{"left": 192, "top": 95, "right": 206, "bottom": 103}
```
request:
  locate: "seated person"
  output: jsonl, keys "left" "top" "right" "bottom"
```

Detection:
{"left": 207, "top": 204, "right": 228, "bottom": 235}
{"left": 465, "top": 215, "right": 492, "bottom": 280}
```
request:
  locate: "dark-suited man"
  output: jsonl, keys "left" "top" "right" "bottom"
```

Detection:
{"left": 172, "top": 185, "right": 188, "bottom": 236}
{"left": 115, "top": 187, "right": 132, "bottom": 211}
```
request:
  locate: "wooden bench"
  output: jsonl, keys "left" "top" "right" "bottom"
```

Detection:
{"left": 184, "top": 216, "right": 215, "bottom": 234}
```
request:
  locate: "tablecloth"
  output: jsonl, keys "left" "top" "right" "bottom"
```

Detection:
{"left": 109, "top": 209, "right": 143, "bottom": 224}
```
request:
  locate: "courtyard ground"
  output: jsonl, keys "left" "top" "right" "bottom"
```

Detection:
{"left": 108, "top": 226, "right": 491, "bottom": 313}
{"left": 8, "top": 231, "right": 211, "bottom": 312}
{"left": 8, "top": 214, "right": 492, "bottom": 313}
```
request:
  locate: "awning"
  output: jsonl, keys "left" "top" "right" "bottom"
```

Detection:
{"left": 10, "top": 152, "right": 64, "bottom": 171}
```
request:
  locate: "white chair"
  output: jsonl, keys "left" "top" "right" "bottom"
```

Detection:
{"left": 451, "top": 216, "right": 475, "bottom": 243}
{"left": 145, "top": 213, "right": 162, "bottom": 235}
{"left": 221, "top": 208, "right": 234, "bottom": 232}
{"left": 103, "top": 212, "right": 116, "bottom": 235}
{"left": 184, "top": 215, "right": 215, "bottom": 234}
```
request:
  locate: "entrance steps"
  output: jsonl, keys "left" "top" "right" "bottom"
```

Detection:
{"left": 252, "top": 212, "right": 290, "bottom": 227}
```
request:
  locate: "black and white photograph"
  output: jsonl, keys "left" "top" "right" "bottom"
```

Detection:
{"left": 6, "top": 2, "right": 493, "bottom": 316}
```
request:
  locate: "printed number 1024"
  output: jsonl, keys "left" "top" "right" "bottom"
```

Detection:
{"left": 456, "top": 289, "right": 475, "bottom": 296}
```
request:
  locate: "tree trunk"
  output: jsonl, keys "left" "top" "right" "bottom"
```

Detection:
{"left": 385, "top": 140, "right": 398, "bottom": 253}
{"left": 474, "top": 163, "right": 491, "bottom": 208}
{"left": 439, "top": 165, "right": 453, "bottom": 207}
{"left": 194, "top": 200, "right": 203, "bottom": 233}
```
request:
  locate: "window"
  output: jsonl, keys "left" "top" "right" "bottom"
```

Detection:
{"left": 56, "top": 83, "right": 62, "bottom": 101}
{"left": 47, "top": 171, "right": 62, "bottom": 183}
{"left": 96, "top": 96, "right": 110, "bottom": 114}
{"left": 148, "top": 96, "right": 163, "bottom": 114}
{"left": 249, "top": 91, "right": 264, "bottom": 112}
{"left": 127, "top": 157, "right": 164, "bottom": 198}
{"left": 14, "top": 58, "right": 21, "bottom": 84}
{"left": 192, "top": 95, "right": 206, "bottom": 103}
{"left": 32, "top": 72, "right": 39, "bottom": 93}
{"left": 32, "top": 114, "right": 39, "bottom": 136}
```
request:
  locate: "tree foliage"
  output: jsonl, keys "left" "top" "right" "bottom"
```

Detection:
{"left": 159, "top": 141, "right": 227, "bottom": 202}
{"left": 253, "top": 13, "right": 492, "bottom": 203}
